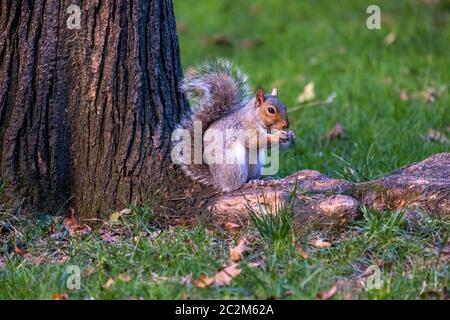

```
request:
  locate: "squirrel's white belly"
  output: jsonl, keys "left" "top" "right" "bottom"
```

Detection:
{"left": 248, "top": 148, "right": 266, "bottom": 180}
{"left": 226, "top": 142, "right": 265, "bottom": 181}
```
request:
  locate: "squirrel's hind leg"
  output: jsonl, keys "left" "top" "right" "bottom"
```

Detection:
{"left": 210, "top": 163, "right": 248, "bottom": 192}
{"left": 209, "top": 142, "right": 249, "bottom": 192}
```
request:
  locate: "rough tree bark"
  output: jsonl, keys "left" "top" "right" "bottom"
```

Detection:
{"left": 0, "top": 0, "right": 193, "bottom": 216}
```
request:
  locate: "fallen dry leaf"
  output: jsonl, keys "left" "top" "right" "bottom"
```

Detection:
{"left": 63, "top": 208, "right": 78, "bottom": 233}
{"left": 51, "top": 293, "right": 69, "bottom": 300}
{"left": 120, "top": 208, "right": 132, "bottom": 215}
{"left": 110, "top": 208, "right": 132, "bottom": 222}
{"left": 82, "top": 267, "right": 97, "bottom": 277}
{"left": 324, "top": 122, "right": 344, "bottom": 140}
{"left": 383, "top": 31, "right": 397, "bottom": 46}
{"left": 63, "top": 208, "right": 91, "bottom": 237}
{"left": 230, "top": 238, "right": 249, "bottom": 262}
{"left": 297, "top": 82, "right": 315, "bottom": 103}
{"left": 99, "top": 230, "right": 119, "bottom": 243}
{"left": 59, "top": 255, "right": 69, "bottom": 263}
{"left": 309, "top": 238, "right": 332, "bottom": 248}
{"left": 317, "top": 284, "right": 338, "bottom": 300}
{"left": 193, "top": 263, "right": 242, "bottom": 288}
{"left": 14, "top": 244, "right": 28, "bottom": 255}
{"left": 399, "top": 89, "right": 409, "bottom": 101}
{"left": 193, "top": 275, "right": 215, "bottom": 289}
{"left": 422, "top": 88, "right": 437, "bottom": 103}
{"left": 201, "top": 34, "right": 233, "bottom": 47}
{"left": 184, "top": 237, "right": 199, "bottom": 252}
{"left": 103, "top": 277, "right": 115, "bottom": 290}
{"left": 223, "top": 222, "right": 242, "bottom": 234}
{"left": 109, "top": 212, "right": 121, "bottom": 222}
{"left": 47, "top": 223, "right": 55, "bottom": 235}
{"left": 240, "top": 38, "right": 264, "bottom": 49}
{"left": 296, "top": 245, "right": 309, "bottom": 259}
{"left": 215, "top": 263, "right": 241, "bottom": 286}
{"left": 118, "top": 273, "right": 131, "bottom": 282}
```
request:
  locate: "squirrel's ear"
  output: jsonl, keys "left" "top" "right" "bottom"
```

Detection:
{"left": 271, "top": 88, "right": 278, "bottom": 96}
{"left": 255, "top": 88, "right": 265, "bottom": 107}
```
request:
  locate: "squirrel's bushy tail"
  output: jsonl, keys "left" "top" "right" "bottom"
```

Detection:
{"left": 176, "top": 59, "right": 251, "bottom": 186}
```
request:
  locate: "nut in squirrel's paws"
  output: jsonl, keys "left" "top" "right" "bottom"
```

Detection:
{"left": 279, "top": 130, "right": 295, "bottom": 149}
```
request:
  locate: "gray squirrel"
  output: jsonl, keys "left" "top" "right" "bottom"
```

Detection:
{"left": 175, "top": 59, "right": 295, "bottom": 192}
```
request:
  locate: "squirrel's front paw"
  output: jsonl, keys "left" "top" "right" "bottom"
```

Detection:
{"left": 279, "top": 130, "right": 295, "bottom": 149}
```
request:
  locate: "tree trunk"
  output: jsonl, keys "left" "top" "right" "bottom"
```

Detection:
{"left": 0, "top": 0, "right": 191, "bottom": 216}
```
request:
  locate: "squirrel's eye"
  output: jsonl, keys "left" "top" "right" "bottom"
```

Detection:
{"left": 268, "top": 107, "right": 275, "bottom": 114}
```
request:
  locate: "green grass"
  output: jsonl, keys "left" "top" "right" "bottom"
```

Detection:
{"left": 1, "top": 206, "right": 448, "bottom": 299}
{"left": 1, "top": 0, "right": 450, "bottom": 299}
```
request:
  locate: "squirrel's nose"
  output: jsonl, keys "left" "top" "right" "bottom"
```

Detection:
{"left": 283, "top": 120, "right": 289, "bottom": 129}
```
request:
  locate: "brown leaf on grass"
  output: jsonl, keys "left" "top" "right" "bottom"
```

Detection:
{"left": 14, "top": 244, "right": 28, "bottom": 255}
{"left": 118, "top": 273, "right": 131, "bottom": 282}
{"left": 184, "top": 237, "right": 199, "bottom": 252}
{"left": 240, "top": 38, "right": 264, "bottom": 49}
{"left": 309, "top": 238, "right": 332, "bottom": 248}
{"left": 223, "top": 222, "right": 242, "bottom": 234}
{"left": 47, "top": 223, "right": 55, "bottom": 236}
{"left": 383, "top": 31, "right": 397, "bottom": 46}
{"left": 173, "top": 216, "right": 197, "bottom": 226}
{"left": 109, "top": 212, "right": 121, "bottom": 222}
{"left": 296, "top": 245, "right": 309, "bottom": 259}
{"left": 297, "top": 82, "right": 315, "bottom": 103}
{"left": 120, "top": 208, "right": 132, "bottom": 216}
{"left": 399, "top": 90, "right": 410, "bottom": 101}
{"left": 103, "top": 278, "right": 115, "bottom": 290}
{"left": 63, "top": 208, "right": 77, "bottom": 233}
{"left": 403, "top": 87, "right": 440, "bottom": 103}
{"left": 193, "top": 275, "right": 215, "bottom": 289}
{"left": 201, "top": 34, "right": 233, "bottom": 47}
{"left": 59, "top": 255, "right": 69, "bottom": 263}
{"left": 99, "top": 230, "right": 119, "bottom": 243}
{"left": 82, "top": 267, "right": 97, "bottom": 277}
{"left": 230, "top": 238, "right": 249, "bottom": 262}
{"left": 317, "top": 284, "right": 338, "bottom": 300}
{"left": 51, "top": 293, "right": 68, "bottom": 300}
{"left": 422, "top": 88, "right": 437, "bottom": 103}
{"left": 215, "top": 263, "right": 241, "bottom": 286}
{"left": 110, "top": 208, "right": 132, "bottom": 222}
{"left": 323, "top": 122, "right": 344, "bottom": 140}
{"left": 63, "top": 208, "right": 91, "bottom": 237}
{"left": 193, "top": 263, "right": 242, "bottom": 288}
